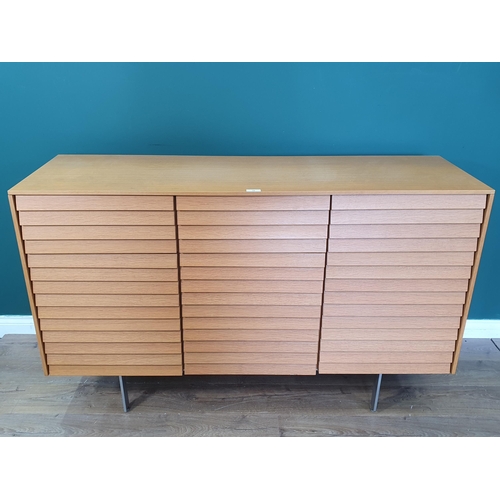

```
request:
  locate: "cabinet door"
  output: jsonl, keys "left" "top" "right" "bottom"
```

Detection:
{"left": 15, "top": 195, "right": 182, "bottom": 376}
{"left": 177, "top": 196, "right": 329, "bottom": 375}
{"left": 320, "top": 194, "right": 486, "bottom": 374}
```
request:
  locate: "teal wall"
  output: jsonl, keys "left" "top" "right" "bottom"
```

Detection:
{"left": 1, "top": 63, "right": 498, "bottom": 317}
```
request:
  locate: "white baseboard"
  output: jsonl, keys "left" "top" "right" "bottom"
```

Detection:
{"left": 462, "top": 320, "right": 500, "bottom": 339}
{"left": 0, "top": 315, "right": 36, "bottom": 338}
{"left": 1, "top": 316, "right": 499, "bottom": 339}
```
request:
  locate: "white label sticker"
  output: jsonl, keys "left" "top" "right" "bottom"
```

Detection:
{"left": 246, "top": 188, "right": 261, "bottom": 192}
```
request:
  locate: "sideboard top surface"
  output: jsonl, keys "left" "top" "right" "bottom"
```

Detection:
{"left": 8, "top": 155, "right": 494, "bottom": 195}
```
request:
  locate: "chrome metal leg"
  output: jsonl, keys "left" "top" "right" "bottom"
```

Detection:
{"left": 119, "top": 376, "right": 130, "bottom": 412}
{"left": 370, "top": 374, "right": 383, "bottom": 412}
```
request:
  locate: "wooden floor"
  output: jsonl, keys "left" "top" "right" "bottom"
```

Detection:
{"left": 1, "top": 334, "right": 500, "bottom": 437}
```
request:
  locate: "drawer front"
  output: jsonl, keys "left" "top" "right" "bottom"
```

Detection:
{"left": 178, "top": 195, "right": 327, "bottom": 375}
{"left": 179, "top": 239, "right": 326, "bottom": 253}
{"left": 25, "top": 240, "right": 177, "bottom": 254}
{"left": 17, "top": 195, "right": 182, "bottom": 376}
{"left": 178, "top": 210, "right": 329, "bottom": 226}
{"left": 178, "top": 225, "right": 327, "bottom": 240}
{"left": 330, "top": 194, "right": 486, "bottom": 210}
{"left": 177, "top": 196, "right": 330, "bottom": 211}
{"left": 16, "top": 195, "right": 174, "bottom": 211}
{"left": 22, "top": 225, "right": 177, "bottom": 240}
{"left": 180, "top": 253, "right": 326, "bottom": 268}
{"left": 319, "top": 194, "right": 486, "bottom": 375}
{"left": 19, "top": 211, "right": 175, "bottom": 226}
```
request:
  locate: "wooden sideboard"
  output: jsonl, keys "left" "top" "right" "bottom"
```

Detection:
{"left": 8, "top": 155, "right": 494, "bottom": 386}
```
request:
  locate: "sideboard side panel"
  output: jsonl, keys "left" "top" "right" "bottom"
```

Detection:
{"left": 451, "top": 192, "right": 495, "bottom": 373}
{"left": 8, "top": 194, "right": 48, "bottom": 375}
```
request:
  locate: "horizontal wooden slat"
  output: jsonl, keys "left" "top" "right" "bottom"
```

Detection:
{"left": 38, "top": 306, "right": 180, "bottom": 319}
{"left": 184, "top": 352, "right": 317, "bottom": 364}
{"left": 22, "top": 225, "right": 176, "bottom": 240}
{"left": 184, "top": 341, "right": 318, "bottom": 353}
{"left": 183, "top": 317, "right": 320, "bottom": 330}
{"left": 319, "top": 363, "right": 451, "bottom": 374}
{"left": 181, "top": 267, "right": 324, "bottom": 281}
{"left": 326, "top": 266, "right": 471, "bottom": 279}
{"left": 320, "top": 328, "right": 458, "bottom": 341}
{"left": 44, "top": 342, "right": 182, "bottom": 354}
{"left": 330, "top": 194, "right": 486, "bottom": 210}
{"left": 181, "top": 280, "right": 323, "bottom": 293}
{"left": 42, "top": 331, "right": 181, "bottom": 343}
{"left": 328, "top": 238, "right": 478, "bottom": 253}
{"left": 329, "top": 224, "right": 481, "bottom": 239}
{"left": 327, "top": 252, "right": 474, "bottom": 266}
{"left": 47, "top": 354, "right": 182, "bottom": 366}
{"left": 180, "top": 253, "right": 325, "bottom": 268}
{"left": 184, "top": 364, "right": 316, "bottom": 375}
{"left": 182, "top": 305, "right": 321, "bottom": 318}
{"left": 28, "top": 254, "right": 178, "bottom": 269}
{"left": 25, "top": 240, "right": 177, "bottom": 254}
{"left": 30, "top": 268, "right": 179, "bottom": 282}
{"left": 32, "top": 281, "right": 179, "bottom": 294}
{"left": 179, "top": 239, "right": 326, "bottom": 253}
{"left": 330, "top": 209, "right": 483, "bottom": 224}
{"left": 178, "top": 211, "right": 329, "bottom": 226}
{"left": 322, "top": 316, "right": 461, "bottom": 329}
{"left": 324, "top": 279, "right": 470, "bottom": 292}
{"left": 36, "top": 294, "right": 179, "bottom": 307}
{"left": 323, "top": 304, "right": 463, "bottom": 317}
{"left": 183, "top": 329, "right": 319, "bottom": 342}
{"left": 19, "top": 211, "right": 175, "bottom": 226}
{"left": 320, "top": 340, "right": 456, "bottom": 352}
{"left": 49, "top": 365, "right": 183, "bottom": 376}
{"left": 177, "top": 196, "right": 330, "bottom": 211}
{"left": 40, "top": 319, "right": 181, "bottom": 331}
{"left": 16, "top": 195, "right": 174, "bottom": 211}
{"left": 182, "top": 293, "right": 322, "bottom": 306}
{"left": 320, "top": 351, "right": 453, "bottom": 364}
{"left": 178, "top": 225, "right": 327, "bottom": 240}
{"left": 323, "top": 291, "right": 466, "bottom": 305}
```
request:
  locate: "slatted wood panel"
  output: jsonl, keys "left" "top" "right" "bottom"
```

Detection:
{"left": 35, "top": 294, "right": 179, "bottom": 307}
{"left": 329, "top": 194, "right": 487, "bottom": 210}
{"left": 28, "top": 254, "right": 178, "bottom": 268}
{"left": 319, "top": 194, "right": 486, "bottom": 375}
{"left": 32, "top": 281, "right": 179, "bottom": 294}
{"left": 42, "top": 331, "right": 181, "bottom": 343}
{"left": 178, "top": 225, "right": 327, "bottom": 240}
{"left": 180, "top": 239, "right": 327, "bottom": 253}
{"left": 19, "top": 211, "right": 176, "bottom": 226}
{"left": 21, "top": 225, "right": 177, "bottom": 240}
{"left": 16, "top": 195, "right": 174, "bottom": 211}
{"left": 178, "top": 196, "right": 328, "bottom": 375}
{"left": 181, "top": 280, "right": 324, "bottom": 293}
{"left": 182, "top": 293, "right": 321, "bottom": 305}
{"left": 17, "top": 195, "right": 182, "bottom": 376}
{"left": 48, "top": 365, "right": 183, "bottom": 376}
{"left": 323, "top": 292, "right": 466, "bottom": 305}
{"left": 44, "top": 342, "right": 182, "bottom": 354}
{"left": 40, "top": 319, "right": 182, "bottom": 330}
{"left": 183, "top": 329, "right": 320, "bottom": 342}
{"left": 37, "top": 306, "right": 180, "bottom": 319}
{"left": 178, "top": 210, "right": 329, "bottom": 226}
{"left": 25, "top": 240, "right": 177, "bottom": 254}
{"left": 321, "top": 328, "right": 460, "bottom": 341}
{"left": 328, "top": 238, "right": 478, "bottom": 253}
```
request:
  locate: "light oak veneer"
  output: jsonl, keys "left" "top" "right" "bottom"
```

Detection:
{"left": 8, "top": 155, "right": 494, "bottom": 378}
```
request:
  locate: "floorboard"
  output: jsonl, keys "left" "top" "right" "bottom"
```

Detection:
{"left": 1, "top": 335, "right": 499, "bottom": 436}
